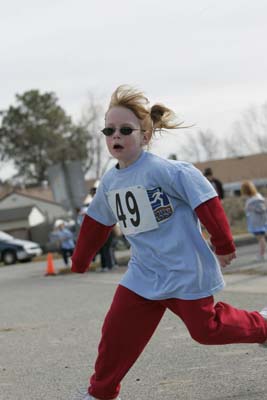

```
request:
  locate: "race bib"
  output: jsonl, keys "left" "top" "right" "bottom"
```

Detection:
{"left": 107, "top": 186, "right": 159, "bottom": 235}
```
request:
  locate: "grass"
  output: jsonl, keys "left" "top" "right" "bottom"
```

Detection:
{"left": 222, "top": 197, "right": 248, "bottom": 235}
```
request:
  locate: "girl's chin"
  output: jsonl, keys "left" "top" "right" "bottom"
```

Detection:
{"left": 111, "top": 148, "right": 124, "bottom": 157}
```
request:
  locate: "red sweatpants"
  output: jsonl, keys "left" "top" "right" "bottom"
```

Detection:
{"left": 89, "top": 285, "right": 267, "bottom": 399}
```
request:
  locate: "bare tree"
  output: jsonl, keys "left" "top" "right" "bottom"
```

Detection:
{"left": 225, "top": 103, "right": 267, "bottom": 157}
{"left": 178, "top": 129, "right": 220, "bottom": 162}
{"left": 169, "top": 101, "right": 267, "bottom": 163}
{"left": 80, "top": 93, "right": 110, "bottom": 179}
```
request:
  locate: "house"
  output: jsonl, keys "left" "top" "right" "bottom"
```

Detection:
{"left": 194, "top": 153, "right": 267, "bottom": 196}
{"left": 0, "top": 190, "right": 69, "bottom": 223}
{"left": 0, "top": 190, "right": 71, "bottom": 244}
{"left": 0, "top": 205, "right": 45, "bottom": 240}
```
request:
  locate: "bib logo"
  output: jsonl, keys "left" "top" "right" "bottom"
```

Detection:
{"left": 147, "top": 187, "right": 173, "bottom": 223}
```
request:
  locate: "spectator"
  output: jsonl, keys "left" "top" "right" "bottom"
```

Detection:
{"left": 51, "top": 220, "right": 75, "bottom": 267}
{"left": 76, "top": 206, "right": 87, "bottom": 227}
{"left": 99, "top": 229, "right": 117, "bottom": 272}
{"left": 87, "top": 180, "right": 118, "bottom": 272}
{"left": 241, "top": 180, "right": 267, "bottom": 261}
{"left": 204, "top": 167, "right": 224, "bottom": 199}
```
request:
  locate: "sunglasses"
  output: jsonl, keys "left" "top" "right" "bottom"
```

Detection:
{"left": 101, "top": 127, "right": 145, "bottom": 136}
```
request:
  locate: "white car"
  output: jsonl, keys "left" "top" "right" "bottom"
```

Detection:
{"left": 0, "top": 231, "right": 42, "bottom": 265}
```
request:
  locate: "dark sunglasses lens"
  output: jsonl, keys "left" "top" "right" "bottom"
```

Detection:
{"left": 102, "top": 128, "right": 115, "bottom": 136}
{"left": 120, "top": 127, "right": 134, "bottom": 135}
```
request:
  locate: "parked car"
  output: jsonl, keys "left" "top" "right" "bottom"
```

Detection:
{"left": 0, "top": 231, "right": 42, "bottom": 265}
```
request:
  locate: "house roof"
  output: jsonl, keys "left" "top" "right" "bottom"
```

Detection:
{"left": 0, "top": 205, "right": 43, "bottom": 222}
{"left": 16, "top": 187, "right": 54, "bottom": 202}
{"left": 0, "top": 179, "right": 97, "bottom": 204}
{"left": 0, "top": 189, "right": 64, "bottom": 206}
{"left": 194, "top": 153, "right": 267, "bottom": 184}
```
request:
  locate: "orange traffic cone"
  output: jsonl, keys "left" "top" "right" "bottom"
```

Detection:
{"left": 45, "top": 253, "right": 56, "bottom": 276}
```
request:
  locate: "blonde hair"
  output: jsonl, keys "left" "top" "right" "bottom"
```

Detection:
{"left": 241, "top": 180, "right": 258, "bottom": 196}
{"left": 107, "top": 85, "right": 187, "bottom": 142}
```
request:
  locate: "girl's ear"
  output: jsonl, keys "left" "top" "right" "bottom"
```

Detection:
{"left": 142, "top": 131, "right": 150, "bottom": 145}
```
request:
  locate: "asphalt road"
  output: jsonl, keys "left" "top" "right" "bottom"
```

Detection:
{"left": 1, "top": 244, "right": 267, "bottom": 400}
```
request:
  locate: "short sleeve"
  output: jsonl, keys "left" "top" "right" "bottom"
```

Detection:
{"left": 171, "top": 163, "right": 218, "bottom": 209}
{"left": 87, "top": 182, "right": 117, "bottom": 226}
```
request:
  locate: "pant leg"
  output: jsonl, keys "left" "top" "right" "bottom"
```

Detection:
{"left": 165, "top": 296, "right": 267, "bottom": 345}
{"left": 89, "top": 285, "right": 166, "bottom": 400}
{"left": 100, "top": 236, "right": 114, "bottom": 269}
{"left": 62, "top": 248, "right": 73, "bottom": 266}
{"left": 61, "top": 248, "right": 68, "bottom": 266}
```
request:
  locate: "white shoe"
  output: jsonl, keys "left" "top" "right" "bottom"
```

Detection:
{"left": 259, "top": 306, "right": 267, "bottom": 347}
{"left": 260, "top": 306, "right": 267, "bottom": 320}
{"left": 256, "top": 254, "right": 265, "bottom": 262}
{"left": 75, "top": 388, "right": 121, "bottom": 399}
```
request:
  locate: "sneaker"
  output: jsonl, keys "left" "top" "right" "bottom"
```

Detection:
{"left": 74, "top": 388, "right": 121, "bottom": 399}
{"left": 260, "top": 306, "right": 267, "bottom": 320}
{"left": 73, "top": 388, "right": 92, "bottom": 400}
{"left": 259, "top": 307, "right": 267, "bottom": 347}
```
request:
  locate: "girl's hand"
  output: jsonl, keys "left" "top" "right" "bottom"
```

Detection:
{"left": 217, "top": 252, "right": 236, "bottom": 268}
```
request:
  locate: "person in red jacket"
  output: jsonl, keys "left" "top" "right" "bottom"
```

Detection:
{"left": 71, "top": 85, "right": 267, "bottom": 400}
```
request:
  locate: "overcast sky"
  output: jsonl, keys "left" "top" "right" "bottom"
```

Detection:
{"left": 1, "top": 0, "right": 267, "bottom": 180}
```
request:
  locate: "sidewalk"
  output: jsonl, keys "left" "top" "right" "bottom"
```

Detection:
{"left": 224, "top": 272, "right": 267, "bottom": 294}
{"left": 233, "top": 233, "right": 257, "bottom": 247}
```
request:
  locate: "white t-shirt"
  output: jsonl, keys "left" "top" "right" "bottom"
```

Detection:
{"left": 87, "top": 151, "right": 224, "bottom": 300}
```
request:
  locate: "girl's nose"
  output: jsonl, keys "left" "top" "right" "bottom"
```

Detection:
{"left": 112, "top": 128, "right": 121, "bottom": 138}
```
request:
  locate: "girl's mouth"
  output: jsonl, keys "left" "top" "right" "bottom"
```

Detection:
{"left": 113, "top": 144, "right": 124, "bottom": 150}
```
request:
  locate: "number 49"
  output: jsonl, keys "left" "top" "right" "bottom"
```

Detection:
{"left": 115, "top": 191, "right": 140, "bottom": 228}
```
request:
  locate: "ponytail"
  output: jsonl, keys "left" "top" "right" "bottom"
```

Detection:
{"left": 150, "top": 104, "right": 185, "bottom": 131}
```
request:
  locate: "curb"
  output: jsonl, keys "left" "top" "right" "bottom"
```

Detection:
{"left": 233, "top": 234, "right": 257, "bottom": 247}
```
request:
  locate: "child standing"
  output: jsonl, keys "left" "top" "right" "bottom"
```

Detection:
{"left": 50, "top": 220, "right": 75, "bottom": 267}
{"left": 241, "top": 180, "right": 267, "bottom": 261}
{"left": 71, "top": 85, "right": 267, "bottom": 400}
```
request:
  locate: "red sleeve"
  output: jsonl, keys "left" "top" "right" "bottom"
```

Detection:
{"left": 195, "top": 197, "right": 235, "bottom": 255}
{"left": 71, "top": 215, "right": 114, "bottom": 273}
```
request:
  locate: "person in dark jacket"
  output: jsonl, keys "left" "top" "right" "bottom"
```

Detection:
{"left": 204, "top": 167, "right": 224, "bottom": 200}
